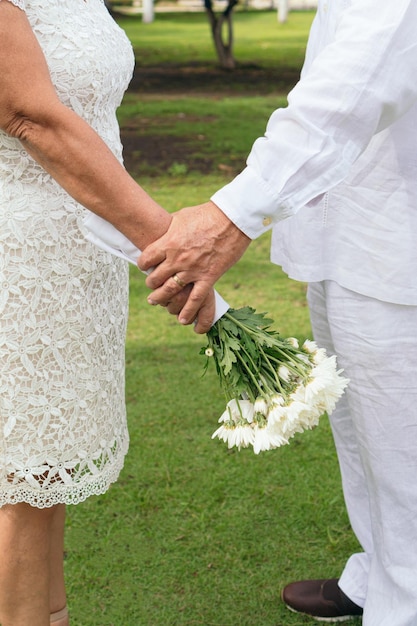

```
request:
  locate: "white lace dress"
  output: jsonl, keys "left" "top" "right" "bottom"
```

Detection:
{"left": 0, "top": 0, "right": 134, "bottom": 507}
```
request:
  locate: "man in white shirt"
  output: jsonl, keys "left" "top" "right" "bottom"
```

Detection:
{"left": 139, "top": 1, "right": 417, "bottom": 623}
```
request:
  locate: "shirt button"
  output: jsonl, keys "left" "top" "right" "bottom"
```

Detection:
{"left": 262, "top": 216, "right": 272, "bottom": 226}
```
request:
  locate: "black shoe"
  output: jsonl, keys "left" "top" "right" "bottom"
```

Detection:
{"left": 281, "top": 578, "right": 363, "bottom": 622}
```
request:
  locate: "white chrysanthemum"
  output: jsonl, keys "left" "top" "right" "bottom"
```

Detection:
{"left": 266, "top": 406, "right": 291, "bottom": 444}
{"left": 269, "top": 394, "right": 285, "bottom": 407}
{"left": 303, "top": 340, "right": 318, "bottom": 353}
{"left": 284, "top": 399, "right": 313, "bottom": 435}
{"left": 291, "top": 384, "right": 306, "bottom": 400}
{"left": 304, "top": 373, "right": 328, "bottom": 405}
{"left": 219, "top": 398, "right": 255, "bottom": 424}
{"left": 211, "top": 424, "right": 255, "bottom": 450}
{"left": 254, "top": 397, "right": 268, "bottom": 416}
{"left": 314, "top": 371, "right": 349, "bottom": 415}
{"left": 312, "top": 348, "right": 327, "bottom": 364}
{"left": 305, "top": 356, "right": 348, "bottom": 413}
{"left": 278, "top": 365, "right": 291, "bottom": 382}
{"left": 266, "top": 421, "right": 291, "bottom": 447}
{"left": 268, "top": 427, "right": 290, "bottom": 448}
{"left": 228, "top": 425, "right": 255, "bottom": 449}
{"left": 253, "top": 427, "right": 273, "bottom": 454}
{"left": 267, "top": 403, "right": 287, "bottom": 427}
{"left": 287, "top": 337, "right": 299, "bottom": 348}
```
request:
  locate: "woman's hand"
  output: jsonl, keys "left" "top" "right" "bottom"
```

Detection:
{"left": 152, "top": 283, "right": 217, "bottom": 334}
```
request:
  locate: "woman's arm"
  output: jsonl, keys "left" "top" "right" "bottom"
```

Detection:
{"left": 0, "top": 1, "right": 217, "bottom": 329}
{"left": 0, "top": 0, "right": 170, "bottom": 249}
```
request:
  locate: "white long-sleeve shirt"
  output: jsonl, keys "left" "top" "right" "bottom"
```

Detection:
{"left": 211, "top": 0, "right": 417, "bottom": 305}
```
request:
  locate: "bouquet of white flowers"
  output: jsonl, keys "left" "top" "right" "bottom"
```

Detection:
{"left": 202, "top": 306, "right": 348, "bottom": 454}
{"left": 83, "top": 214, "right": 348, "bottom": 455}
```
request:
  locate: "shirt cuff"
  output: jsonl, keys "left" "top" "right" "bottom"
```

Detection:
{"left": 210, "top": 166, "right": 295, "bottom": 240}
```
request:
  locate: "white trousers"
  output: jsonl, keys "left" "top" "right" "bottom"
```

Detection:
{"left": 307, "top": 281, "right": 417, "bottom": 626}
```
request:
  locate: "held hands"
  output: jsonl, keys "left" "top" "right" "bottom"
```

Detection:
{"left": 138, "top": 201, "right": 251, "bottom": 334}
{"left": 152, "top": 282, "right": 217, "bottom": 335}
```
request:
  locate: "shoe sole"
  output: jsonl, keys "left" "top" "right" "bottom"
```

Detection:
{"left": 285, "top": 603, "right": 361, "bottom": 623}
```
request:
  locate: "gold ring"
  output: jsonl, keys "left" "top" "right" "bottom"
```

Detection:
{"left": 172, "top": 273, "right": 187, "bottom": 288}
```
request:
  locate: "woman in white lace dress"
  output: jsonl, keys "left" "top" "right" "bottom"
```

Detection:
{"left": 0, "top": 1, "right": 211, "bottom": 624}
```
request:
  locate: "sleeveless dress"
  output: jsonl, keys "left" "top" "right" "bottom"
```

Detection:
{"left": 0, "top": 0, "right": 134, "bottom": 508}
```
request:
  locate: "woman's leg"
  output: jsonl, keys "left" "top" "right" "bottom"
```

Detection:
{"left": 0, "top": 502, "right": 67, "bottom": 626}
{"left": 49, "top": 504, "right": 68, "bottom": 625}
{"left": 49, "top": 503, "right": 67, "bottom": 612}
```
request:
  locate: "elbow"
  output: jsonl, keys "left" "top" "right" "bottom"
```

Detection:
{"left": 3, "top": 111, "right": 38, "bottom": 143}
{"left": 2, "top": 101, "right": 68, "bottom": 152}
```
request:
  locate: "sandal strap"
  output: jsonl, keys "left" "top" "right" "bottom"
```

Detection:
{"left": 50, "top": 606, "right": 68, "bottom": 623}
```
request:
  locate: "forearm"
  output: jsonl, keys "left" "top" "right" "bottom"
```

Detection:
{"left": 17, "top": 102, "right": 171, "bottom": 248}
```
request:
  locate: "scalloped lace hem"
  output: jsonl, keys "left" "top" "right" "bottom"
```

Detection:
{"left": 0, "top": 446, "right": 128, "bottom": 509}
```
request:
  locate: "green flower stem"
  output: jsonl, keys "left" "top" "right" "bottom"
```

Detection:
{"left": 264, "top": 352, "right": 310, "bottom": 380}
{"left": 223, "top": 312, "right": 310, "bottom": 374}
{"left": 234, "top": 350, "right": 267, "bottom": 400}
{"left": 256, "top": 344, "right": 283, "bottom": 388}
{"left": 206, "top": 308, "right": 317, "bottom": 407}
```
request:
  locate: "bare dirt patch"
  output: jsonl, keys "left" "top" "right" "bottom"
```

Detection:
{"left": 129, "top": 61, "right": 300, "bottom": 96}
{"left": 121, "top": 130, "right": 214, "bottom": 176}
{"left": 122, "top": 61, "right": 298, "bottom": 175}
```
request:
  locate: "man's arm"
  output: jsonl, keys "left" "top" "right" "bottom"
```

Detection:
{"left": 139, "top": 0, "right": 417, "bottom": 331}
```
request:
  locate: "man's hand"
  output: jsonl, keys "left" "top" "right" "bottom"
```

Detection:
{"left": 138, "top": 200, "right": 251, "bottom": 332}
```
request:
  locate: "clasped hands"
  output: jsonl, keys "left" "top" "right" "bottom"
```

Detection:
{"left": 138, "top": 200, "right": 251, "bottom": 334}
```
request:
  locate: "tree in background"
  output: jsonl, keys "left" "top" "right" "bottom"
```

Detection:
{"left": 204, "top": 0, "right": 239, "bottom": 69}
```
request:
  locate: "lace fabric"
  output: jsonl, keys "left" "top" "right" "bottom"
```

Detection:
{"left": 0, "top": 0, "right": 26, "bottom": 9}
{"left": 0, "top": 0, "right": 135, "bottom": 507}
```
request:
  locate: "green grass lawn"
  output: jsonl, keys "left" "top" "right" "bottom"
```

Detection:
{"left": 118, "top": 10, "right": 313, "bottom": 69}
{"left": 64, "top": 10, "right": 362, "bottom": 626}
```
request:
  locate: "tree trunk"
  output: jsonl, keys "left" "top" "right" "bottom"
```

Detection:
{"left": 204, "top": 0, "right": 238, "bottom": 70}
